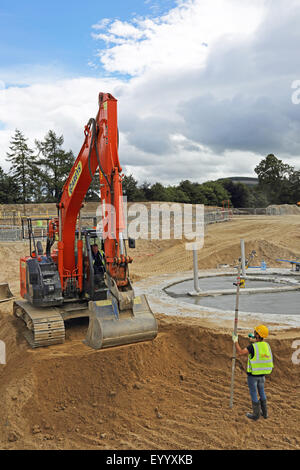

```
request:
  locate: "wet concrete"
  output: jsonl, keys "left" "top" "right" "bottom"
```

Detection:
{"left": 166, "top": 278, "right": 300, "bottom": 315}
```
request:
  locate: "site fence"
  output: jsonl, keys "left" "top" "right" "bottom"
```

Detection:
{"left": 1, "top": 204, "right": 297, "bottom": 242}
{"left": 232, "top": 208, "right": 268, "bottom": 216}
{"left": 231, "top": 207, "right": 300, "bottom": 216}
{"left": 0, "top": 209, "right": 233, "bottom": 242}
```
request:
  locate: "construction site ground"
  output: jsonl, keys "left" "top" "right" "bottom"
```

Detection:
{"left": 0, "top": 213, "right": 300, "bottom": 450}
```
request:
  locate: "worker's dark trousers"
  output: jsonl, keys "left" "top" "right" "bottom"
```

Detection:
{"left": 247, "top": 375, "right": 266, "bottom": 402}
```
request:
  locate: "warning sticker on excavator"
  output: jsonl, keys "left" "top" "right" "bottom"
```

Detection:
{"left": 95, "top": 297, "right": 142, "bottom": 307}
{"left": 68, "top": 161, "right": 82, "bottom": 196}
{"left": 95, "top": 299, "right": 112, "bottom": 307}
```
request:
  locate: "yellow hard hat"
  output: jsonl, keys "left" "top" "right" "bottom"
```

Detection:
{"left": 255, "top": 325, "right": 269, "bottom": 339}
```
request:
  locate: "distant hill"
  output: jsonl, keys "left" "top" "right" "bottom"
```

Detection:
{"left": 219, "top": 177, "right": 259, "bottom": 187}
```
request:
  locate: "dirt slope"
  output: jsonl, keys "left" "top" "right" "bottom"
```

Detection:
{"left": 0, "top": 215, "right": 300, "bottom": 450}
{"left": 0, "top": 312, "right": 299, "bottom": 450}
{"left": 129, "top": 214, "right": 300, "bottom": 280}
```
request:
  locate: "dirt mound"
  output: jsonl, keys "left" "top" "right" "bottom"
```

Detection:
{"left": 0, "top": 312, "right": 299, "bottom": 450}
{"left": 267, "top": 204, "right": 300, "bottom": 215}
{"left": 0, "top": 215, "right": 300, "bottom": 449}
{"left": 129, "top": 215, "right": 300, "bottom": 280}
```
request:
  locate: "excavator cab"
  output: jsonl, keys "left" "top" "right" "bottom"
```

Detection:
{"left": 81, "top": 229, "right": 108, "bottom": 301}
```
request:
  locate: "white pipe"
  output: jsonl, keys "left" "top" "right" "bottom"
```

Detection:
{"left": 119, "top": 232, "right": 124, "bottom": 256}
{"left": 240, "top": 239, "right": 246, "bottom": 277}
{"left": 193, "top": 246, "right": 200, "bottom": 292}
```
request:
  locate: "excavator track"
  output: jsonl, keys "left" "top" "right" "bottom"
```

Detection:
{"left": 13, "top": 300, "right": 66, "bottom": 348}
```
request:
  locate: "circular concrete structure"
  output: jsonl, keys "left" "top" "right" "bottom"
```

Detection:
{"left": 165, "top": 274, "right": 300, "bottom": 315}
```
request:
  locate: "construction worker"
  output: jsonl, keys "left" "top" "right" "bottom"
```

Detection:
{"left": 232, "top": 325, "right": 273, "bottom": 421}
{"left": 91, "top": 243, "right": 105, "bottom": 275}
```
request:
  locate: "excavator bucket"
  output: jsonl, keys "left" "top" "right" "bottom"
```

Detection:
{"left": 0, "top": 283, "right": 13, "bottom": 303}
{"left": 84, "top": 294, "right": 157, "bottom": 349}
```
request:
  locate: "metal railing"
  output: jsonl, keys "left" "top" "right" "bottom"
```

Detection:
{"left": 0, "top": 209, "right": 233, "bottom": 242}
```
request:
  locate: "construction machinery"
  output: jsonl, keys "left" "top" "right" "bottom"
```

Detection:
{"left": 13, "top": 92, "right": 158, "bottom": 349}
{"left": 0, "top": 283, "right": 14, "bottom": 303}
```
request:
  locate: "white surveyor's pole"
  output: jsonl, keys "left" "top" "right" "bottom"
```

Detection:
{"left": 240, "top": 239, "right": 246, "bottom": 278}
{"left": 193, "top": 246, "right": 200, "bottom": 293}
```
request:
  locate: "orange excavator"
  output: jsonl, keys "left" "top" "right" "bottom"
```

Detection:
{"left": 13, "top": 93, "right": 157, "bottom": 349}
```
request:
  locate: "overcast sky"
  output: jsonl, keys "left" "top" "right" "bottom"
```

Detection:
{"left": 0, "top": 0, "right": 300, "bottom": 185}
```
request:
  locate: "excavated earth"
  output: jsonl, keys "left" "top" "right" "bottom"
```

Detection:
{"left": 0, "top": 213, "right": 300, "bottom": 450}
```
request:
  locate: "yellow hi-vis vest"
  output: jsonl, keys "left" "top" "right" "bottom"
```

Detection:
{"left": 247, "top": 341, "right": 274, "bottom": 375}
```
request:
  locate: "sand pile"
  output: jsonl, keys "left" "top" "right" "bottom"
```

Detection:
{"left": 267, "top": 204, "right": 300, "bottom": 215}
{"left": 129, "top": 214, "right": 300, "bottom": 280}
{"left": 0, "top": 312, "right": 299, "bottom": 450}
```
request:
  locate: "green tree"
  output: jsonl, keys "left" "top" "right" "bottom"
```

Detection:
{"left": 201, "top": 181, "right": 231, "bottom": 206}
{"left": 288, "top": 170, "right": 300, "bottom": 204}
{"left": 85, "top": 170, "right": 101, "bottom": 201}
{"left": 140, "top": 181, "right": 152, "bottom": 200}
{"left": 148, "top": 182, "right": 168, "bottom": 201}
{"left": 220, "top": 179, "right": 251, "bottom": 207}
{"left": 164, "top": 186, "right": 190, "bottom": 203}
{"left": 35, "top": 130, "right": 74, "bottom": 201}
{"left": 254, "top": 154, "right": 293, "bottom": 204}
{"left": 6, "top": 129, "right": 36, "bottom": 204}
{"left": 248, "top": 186, "right": 270, "bottom": 208}
{"left": 0, "top": 166, "right": 21, "bottom": 203}
{"left": 178, "top": 180, "right": 207, "bottom": 204}
{"left": 122, "top": 174, "right": 145, "bottom": 201}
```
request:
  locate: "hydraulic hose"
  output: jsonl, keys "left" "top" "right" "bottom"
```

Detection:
{"left": 87, "top": 118, "right": 111, "bottom": 190}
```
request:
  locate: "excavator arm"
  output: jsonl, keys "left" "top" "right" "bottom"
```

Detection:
{"left": 53, "top": 93, "right": 128, "bottom": 293}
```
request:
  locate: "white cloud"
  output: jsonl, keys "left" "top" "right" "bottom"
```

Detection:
{"left": 91, "top": 18, "right": 111, "bottom": 30}
{"left": 0, "top": 77, "right": 122, "bottom": 171}
{"left": 95, "top": 0, "right": 266, "bottom": 76}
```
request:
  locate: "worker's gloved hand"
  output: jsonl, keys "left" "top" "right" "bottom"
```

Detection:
{"left": 232, "top": 333, "right": 238, "bottom": 343}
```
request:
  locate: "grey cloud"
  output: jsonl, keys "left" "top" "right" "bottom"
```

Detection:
{"left": 179, "top": 92, "right": 298, "bottom": 155}
{"left": 115, "top": 0, "right": 300, "bottom": 183}
{"left": 120, "top": 114, "right": 178, "bottom": 155}
{"left": 174, "top": 2, "right": 300, "bottom": 160}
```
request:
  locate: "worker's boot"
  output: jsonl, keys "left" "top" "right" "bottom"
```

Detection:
{"left": 246, "top": 401, "right": 260, "bottom": 421}
{"left": 260, "top": 399, "right": 268, "bottom": 419}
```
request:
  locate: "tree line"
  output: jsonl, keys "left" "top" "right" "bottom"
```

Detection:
{"left": 0, "top": 129, "right": 299, "bottom": 208}
{"left": 122, "top": 154, "right": 300, "bottom": 207}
